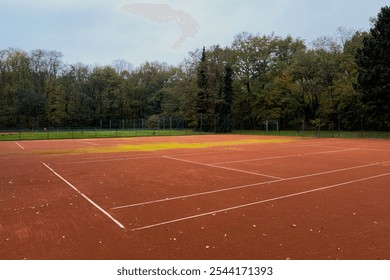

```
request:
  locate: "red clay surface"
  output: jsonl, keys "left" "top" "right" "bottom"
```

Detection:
{"left": 0, "top": 135, "right": 390, "bottom": 260}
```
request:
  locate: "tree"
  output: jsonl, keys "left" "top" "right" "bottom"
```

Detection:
{"left": 196, "top": 47, "right": 211, "bottom": 131}
{"left": 334, "top": 31, "right": 366, "bottom": 130}
{"left": 171, "top": 54, "right": 199, "bottom": 128}
{"left": 59, "top": 63, "right": 94, "bottom": 126}
{"left": 0, "top": 22, "right": 385, "bottom": 132}
{"left": 89, "top": 66, "right": 121, "bottom": 125}
{"left": 355, "top": 6, "right": 390, "bottom": 130}
{"left": 216, "top": 63, "right": 234, "bottom": 132}
{"left": 231, "top": 33, "right": 306, "bottom": 129}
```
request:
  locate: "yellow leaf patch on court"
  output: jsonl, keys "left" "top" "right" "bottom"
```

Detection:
{"left": 35, "top": 137, "right": 295, "bottom": 155}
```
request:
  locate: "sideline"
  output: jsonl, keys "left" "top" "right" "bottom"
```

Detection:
{"left": 42, "top": 162, "right": 126, "bottom": 229}
{"left": 15, "top": 141, "right": 25, "bottom": 150}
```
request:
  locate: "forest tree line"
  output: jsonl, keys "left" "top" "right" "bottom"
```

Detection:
{"left": 1, "top": 7, "right": 389, "bottom": 131}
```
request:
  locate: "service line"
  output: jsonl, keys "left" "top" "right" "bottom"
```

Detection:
{"left": 130, "top": 172, "right": 390, "bottom": 232}
{"left": 210, "top": 148, "right": 360, "bottom": 165}
{"left": 42, "top": 162, "right": 126, "bottom": 229}
{"left": 112, "top": 160, "right": 389, "bottom": 210}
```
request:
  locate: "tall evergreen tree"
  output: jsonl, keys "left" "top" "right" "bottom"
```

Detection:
{"left": 216, "top": 63, "right": 234, "bottom": 132}
{"left": 196, "top": 47, "right": 210, "bottom": 131}
{"left": 355, "top": 6, "right": 390, "bottom": 130}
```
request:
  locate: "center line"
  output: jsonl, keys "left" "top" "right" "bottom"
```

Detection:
{"left": 163, "top": 156, "right": 283, "bottom": 180}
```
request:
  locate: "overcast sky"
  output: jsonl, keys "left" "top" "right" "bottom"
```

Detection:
{"left": 1, "top": 0, "right": 388, "bottom": 66}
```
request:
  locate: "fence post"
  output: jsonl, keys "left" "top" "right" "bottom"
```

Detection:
{"left": 200, "top": 113, "right": 203, "bottom": 132}
{"left": 338, "top": 110, "right": 341, "bottom": 137}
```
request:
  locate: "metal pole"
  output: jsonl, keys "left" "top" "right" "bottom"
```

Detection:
{"left": 338, "top": 109, "right": 341, "bottom": 137}
{"left": 200, "top": 113, "right": 203, "bottom": 132}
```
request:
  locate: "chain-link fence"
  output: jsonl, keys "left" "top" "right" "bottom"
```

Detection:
{"left": 1, "top": 115, "right": 389, "bottom": 141}
{"left": 97, "top": 116, "right": 185, "bottom": 130}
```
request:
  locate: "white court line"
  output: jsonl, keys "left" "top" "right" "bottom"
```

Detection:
{"left": 57, "top": 149, "right": 269, "bottom": 165}
{"left": 112, "top": 160, "right": 388, "bottom": 210}
{"left": 130, "top": 172, "right": 390, "bottom": 231}
{"left": 56, "top": 142, "right": 316, "bottom": 165}
{"left": 212, "top": 154, "right": 296, "bottom": 165}
{"left": 312, "top": 144, "right": 390, "bottom": 153}
{"left": 57, "top": 149, "right": 233, "bottom": 165}
{"left": 55, "top": 142, "right": 329, "bottom": 165}
{"left": 57, "top": 154, "right": 166, "bottom": 165}
{"left": 163, "top": 156, "right": 283, "bottom": 180}
{"left": 42, "top": 162, "right": 126, "bottom": 229}
{"left": 306, "top": 148, "right": 361, "bottom": 155}
{"left": 211, "top": 148, "right": 360, "bottom": 165}
{"left": 15, "top": 142, "right": 25, "bottom": 150}
{"left": 76, "top": 140, "right": 99, "bottom": 146}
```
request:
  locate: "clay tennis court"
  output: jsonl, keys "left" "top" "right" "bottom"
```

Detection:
{"left": 1, "top": 134, "right": 389, "bottom": 260}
